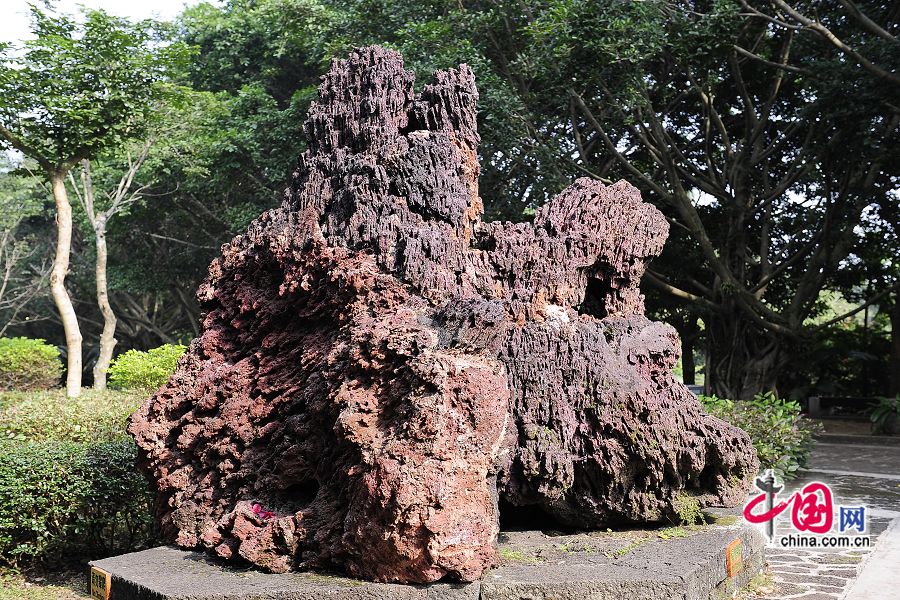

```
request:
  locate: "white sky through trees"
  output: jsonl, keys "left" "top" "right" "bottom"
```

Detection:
{"left": 0, "top": 0, "right": 211, "bottom": 44}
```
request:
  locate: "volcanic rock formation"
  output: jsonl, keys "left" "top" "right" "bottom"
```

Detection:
{"left": 129, "top": 46, "right": 759, "bottom": 584}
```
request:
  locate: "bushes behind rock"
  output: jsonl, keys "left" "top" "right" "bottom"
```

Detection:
{"left": 0, "top": 337, "right": 62, "bottom": 392}
{"left": 108, "top": 344, "right": 186, "bottom": 392}
{"left": 0, "top": 389, "right": 142, "bottom": 443}
{"left": 0, "top": 439, "right": 157, "bottom": 568}
{"left": 0, "top": 390, "right": 156, "bottom": 568}
{"left": 700, "top": 392, "right": 821, "bottom": 478}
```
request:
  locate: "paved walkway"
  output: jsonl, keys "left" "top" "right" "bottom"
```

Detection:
{"left": 758, "top": 442, "right": 900, "bottom": 600}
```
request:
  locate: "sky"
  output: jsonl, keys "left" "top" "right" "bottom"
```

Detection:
{"left": 0, "top": 0, "right": 209, "bottom": 44}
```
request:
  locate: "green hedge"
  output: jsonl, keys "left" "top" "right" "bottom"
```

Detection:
{"left": 0, "top": 390, "right": 156, "bottom": 568}
{"left": 0, "top": 338, "right": 62, "bottom": 392}
{"left": 700, "top": 392, "right": 820, "bottom": 479}
{"left": 0, "top": 389, "right": 142, "bottom": 443}
{"left": 108, "top": 344, "right": 186, "bottom": 392}
{"left": 0, "top": 439, "right": 156, "bottom": 568}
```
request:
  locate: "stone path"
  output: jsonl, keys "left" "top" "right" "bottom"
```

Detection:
{"left": 844, "top": 518, "right": 900, "bottom": 599}
{"left": 757, "top": 442, "right": 900, "bottom": 600}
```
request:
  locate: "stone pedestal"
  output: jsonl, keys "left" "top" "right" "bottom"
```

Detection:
{"left": 89, "top": 514, "right": 764, "bottom": 600}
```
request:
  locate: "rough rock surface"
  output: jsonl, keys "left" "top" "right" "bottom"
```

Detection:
{"left": 129, "top": 46, "right": 759, "bottom": 584}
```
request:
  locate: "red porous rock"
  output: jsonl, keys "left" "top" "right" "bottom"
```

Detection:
{"left": 129, "top": 46, "right": 758, "bottom": 584}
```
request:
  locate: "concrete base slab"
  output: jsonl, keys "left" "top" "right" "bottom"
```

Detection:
{"left": 89, "top": 510, "right": 763, "bottom": 600}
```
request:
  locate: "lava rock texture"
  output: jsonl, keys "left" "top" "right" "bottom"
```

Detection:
{"left": 129, "top": 46, "right": 759, "bottom": 584}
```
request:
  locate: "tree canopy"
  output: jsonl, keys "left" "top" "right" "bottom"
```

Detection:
{"left": 0, "top": 7, "right": 186, "bottom": 172}
{"left": 0, "top": 0, "right": 896, "bottom": 398}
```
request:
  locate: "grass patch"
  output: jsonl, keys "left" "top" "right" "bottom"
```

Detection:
{"left": 0, "top": 569, "right": 86, "bottom": 599}
{"left": 673, "top": 492, "right": 703, "bottom": 525}
{"left": 0, "top": 389, "right": 143, "bottom": 443}
{"left": 499, "top": 549, "right": 525, "bottom": 561}
{"left": 498, "top": 548, "right": 542, "bottom": 564}
{"left": 706, "top": 513, "right": 739, "bottom": 526}
{"left": 606, "top": 537, "right": 649, "bottom": 558}
{"left": 732, "top": 567, "right": 776, "bottom": 599}
{"left": 657, "top": 526, "right": 692, "bottom": 539}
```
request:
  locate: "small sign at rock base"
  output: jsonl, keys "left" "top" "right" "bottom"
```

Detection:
{"left": 726, "top": 538, "right": 743, "bottom": 577}
{"left": 90, "top": 566, "right": 111, "bottom": 600}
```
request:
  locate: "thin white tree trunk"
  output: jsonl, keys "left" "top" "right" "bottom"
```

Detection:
{"left": 71, "top": 149, "right": 150, "bottom": 390}
{"left": 49, "top": 171, "right": 82, "bottom": 397}
{"left": 92, "top": 219, "right": 116, "bottom": 390}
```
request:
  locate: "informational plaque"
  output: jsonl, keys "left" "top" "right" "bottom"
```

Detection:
{"left": 90, "top": 566, "right": 111, "bottom": 600}
{"left": 725, "top": 538, "right": 743, "bottom": 577}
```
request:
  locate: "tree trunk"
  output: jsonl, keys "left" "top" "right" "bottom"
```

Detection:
{"left": 890, "top": 294, "right": 900, "bottom": 397}
{"left": 92, "top": 219, "right": 117, "bottom": 390}
{"left": 682, "top": 335, "right": 696, "bottom": 385}
{"left": 705, "top": 303, "right": 782, "bottom": 399}
{"left": 680, "top": 318, "right": 700, "bottom": 386}
{"left": 673, "top": 316, "right": 700, "bottom": 386}
{"left": 48, "top": 171, "right": 83, "bottom": 398}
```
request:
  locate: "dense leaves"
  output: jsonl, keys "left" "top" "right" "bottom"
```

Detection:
{"left": 0, "top": 390, "right": 155, "bottom": 568}
{"left": 108, "top": 344, "right": 186, "bottom": 391}
{"left": 0, "top": 0, "right": 896, "bottom": 398}
{"left": 0, "top": 338, "right": 61, "bottom": 392}
{"left": 700, "top": 392, "right": 821, "bottom": 478}
{"left": 870, "top": 396, "right": 900, "bottom": 435}
{"left": 0, "top": 439, "right": 157, "bottom": 568}
{"left": 0, "top": 7, "right": 187, "bottom": 170}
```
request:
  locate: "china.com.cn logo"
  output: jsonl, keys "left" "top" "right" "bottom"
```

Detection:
{"left": 743, "top": 470, "right": 870, "bottom": 549}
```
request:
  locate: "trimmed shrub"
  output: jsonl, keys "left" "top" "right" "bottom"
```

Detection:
{"left": 0, "top": 389, "right": 156, "bottom": 568}
{"left": 0, "top": 337, "right": 62, "bottom": 392}
{"left": 0, "top": 438, "right": 156, "bottom": 568}
{"left": 0, "top": 389, "right": 142, "bottom": 443}
{"left": 108, "top": 344, "right": 186, "bottom": 392}
{"left": 700, "top": 392, "right": 821, "bottom": 479}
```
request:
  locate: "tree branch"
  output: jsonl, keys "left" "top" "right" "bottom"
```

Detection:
{"left": 771, "top": 0, "right": 900, "bottom": 87}
{"left": 0, "top": 123, "right": 52, "bottom": 171}
{"left": 837, "top": 0, "right": 898, "bottom": 44}
{"left": 644, "top": 270, "right": 719, "bottom": 312}
{"left": 812, "top": 281, "right": 900, "bottom": 330}
{"left": 733, "top": 44, "right": 807, "bottom": 73}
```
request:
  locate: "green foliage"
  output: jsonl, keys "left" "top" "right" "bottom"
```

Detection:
{"left": 0, "top": 6, "right": 189, "bottom": 169}
{"left": 0, "top": 0, "right": 895, "bottom": 403}
{"left": 0, "top": 438, "right": 156, "bottom": 568}
{"left": 179, "top": 0, "right": 339, "bottom": 101}
{"left": 0, "top": 156, "right": 43, "bottom": 230}
{"left": 797, "top": 328, "right": 890, "bottom": 400}
{"left": 108, "top": 344, "right": 186, "bottom": 391}
{"left": 0, "top": 389, "right": 142, "bottom": 443}
{"left": 657, "top": 525, "right": 691, "bottom": 539}
{"left": 700, "top": 392, "right": 820, "bottom": 479}
{"left": 0, "top": 338, "right": 61, "bottom": 392}
{"left": 104, "top": 0, "right": 344, "bottom": 307}
{"left": 672, "top": 492, "right": 703, "bottom": 526}
{"left": 870, "top": 396, "right": 900, "bottom": 435}
{"left": 0, "top": 388, "right": 154, "bottom": 568}
{"left": 781, "top": 300, "right": 892, "bottom": 400}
